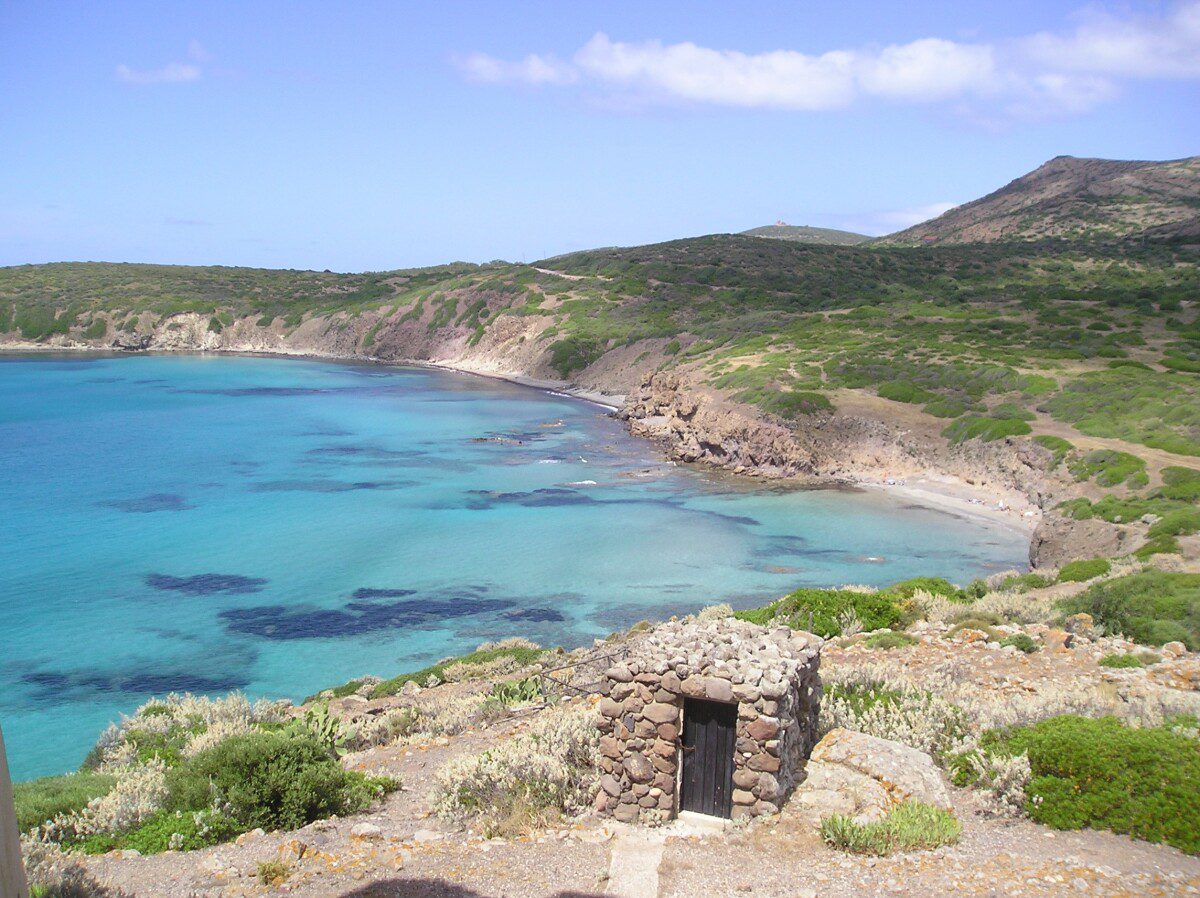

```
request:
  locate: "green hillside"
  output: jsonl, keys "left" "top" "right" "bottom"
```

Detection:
{"left": 741, "top": 224, "right": 869, "bottom": 245}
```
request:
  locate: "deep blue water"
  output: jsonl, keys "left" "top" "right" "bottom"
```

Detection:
{"left": 0, "top": 354, "right": 1027, "bottom": 780}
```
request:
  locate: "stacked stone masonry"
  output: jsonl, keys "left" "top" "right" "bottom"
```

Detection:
{"left": 593, "top": 616, "right": 823, "bottom": 824}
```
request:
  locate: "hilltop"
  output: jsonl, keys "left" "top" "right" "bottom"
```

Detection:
{"left": 3, "top": 155, "right": 1200, "bottom": 569}
{"left": 741, "top": 223, "right": 869, "bottom": 245}
{"left": 883, "top": 155, "right": 1200, "bottom": 245}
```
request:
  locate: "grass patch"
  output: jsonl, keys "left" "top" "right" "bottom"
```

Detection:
{"left": 982, "top": 716, "right": 1200, "bottom": 854}
{"left": 370, "top": 644, "right": 545, "bottom": 699}
{"left": 1099, "top": 652, "right": 1145, "bottom": 668}
{"left": 14, "top": 772, "right": 116, "bottom": 832}
{"left": 820, "top": 800, "right": 961, "bottom": 856}
{"left": 1056, "top": 558, "right": 1111, "bottom": 583}
{"left": 862, "top": 631, "right": 918, "bottom": 650}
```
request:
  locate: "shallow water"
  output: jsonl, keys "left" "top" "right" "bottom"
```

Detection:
{"left": 0, "top": 354, "right": 1027, "bottom": 780}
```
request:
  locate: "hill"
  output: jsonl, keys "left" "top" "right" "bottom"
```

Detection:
{"left": 883, "top": 155, "right": 1200, "bottom": 245}
{"left": 741, "top": 223, "right": 869, "bottom": 245}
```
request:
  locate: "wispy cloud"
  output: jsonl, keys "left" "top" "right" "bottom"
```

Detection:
{"left": 457, "top": 1, "right": 1200, "bottom": 120}
{"left": 115, "top": 41, "right": 208, "bottom": 85}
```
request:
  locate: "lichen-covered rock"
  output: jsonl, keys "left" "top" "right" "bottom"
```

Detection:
{"left": 795, "top": 728, "right": 952, "bottom": 825}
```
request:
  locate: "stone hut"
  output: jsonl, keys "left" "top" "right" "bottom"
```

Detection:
{"left": 594, "top": 616, "right": 822, "bottom": 824}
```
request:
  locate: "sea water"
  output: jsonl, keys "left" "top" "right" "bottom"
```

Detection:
{"left": 0, "top": 354, "right": 1027, "bottom": 780}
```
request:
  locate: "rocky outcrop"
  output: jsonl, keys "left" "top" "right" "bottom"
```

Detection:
{"left": 793, "top": 728, "right": 952, "bottom": 824}
{"left": 619, "top": 371, "right": 1054, "bottom": 509}
{"left": 1029, "top": 511, "right": 1136, "bottom": 569}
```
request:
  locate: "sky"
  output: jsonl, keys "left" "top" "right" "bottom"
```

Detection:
{"left": 1, "top": 1, "right": 1198, "bottom": 272}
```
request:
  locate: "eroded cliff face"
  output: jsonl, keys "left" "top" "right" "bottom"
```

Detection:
{"left": 619, "top": 372, "right": 1057, "bottom": 506}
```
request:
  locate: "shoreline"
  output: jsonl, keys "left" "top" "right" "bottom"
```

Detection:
{"left": 1, "top": 341, "right": 1034, "bottom": 544}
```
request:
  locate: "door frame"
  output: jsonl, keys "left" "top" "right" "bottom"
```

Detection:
{"left": 678, "top": 696, "right": 738, "bottom": 819}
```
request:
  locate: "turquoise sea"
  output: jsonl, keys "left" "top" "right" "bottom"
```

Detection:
{"left": 0, "top": 354, "right": 1027, "bottom": 781}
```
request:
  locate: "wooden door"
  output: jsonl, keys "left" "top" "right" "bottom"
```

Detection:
{"left": 680, "top": 697, "right": 737, "bottom": 818}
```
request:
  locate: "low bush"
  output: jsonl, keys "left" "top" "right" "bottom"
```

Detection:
{"left": 433, "top": 701, "right": 599, "bottom": 837}
{"left": 878, "top": 381, "right": 934, "bottom": 404}
{"left": 862, "top": 632, "right": 918, "bottom": 650}
{"left": 885, "top": 577, "right": 963, "bottom": 602}
{"left": 1060, "top": 570, "right": 1200, "bottom": 649}
{"left": 164, "top": 732, "right": 394, "bottom": 834}
{"left": 820, "top": 680, "right": 969, "bottom": 761}
{"left": 1099, "top": 652, "right": 1145, "bottom": 668}
{"left": 820, "top": 800, "right": 961, "bottom": 856}
{"left": 993, "top": 571, "right": 1054, "bottom": 592}
{"left": 14, "top": 772, "right": 116, "bottom": 833}
{"left": 1056, "top": 558, "right": 1111, "bottom": 583}
{"left": 1155, "top": 466, "right": 1200, "bottom": 502}
{"left": 981, "top": 716, "right": 1200, "bottom": 854}
{"left": 1067, "top": 449, "right": 1146, "bottom": 487}
{"left": 1000, "top": 633, "right": 1039, "bottom": 653}
{"left": 943, "top": 416, "right": 1031, "bottom": 444}
{"left": 735, "top": 588, "right": 902, "bottom": 637}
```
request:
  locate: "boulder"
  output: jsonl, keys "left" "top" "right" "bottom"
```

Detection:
{"left": 1162, "top": 640, "right": 1188, "bottom": 658}
{"left": 794, "top": 728, "right": 952, "bottom": 825}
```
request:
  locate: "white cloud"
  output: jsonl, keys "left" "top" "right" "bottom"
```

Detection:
{"left": 116, "top": 43, "right": 209, "bottom": 85}
{"left": 456, "top": 1, "right": 1200, "bottom": 120}
{"left": 1022, "top": 2, "right": 1200, "bottom": 78}
{"left": 458, "top": 52, "right": 576, "bottom": 86}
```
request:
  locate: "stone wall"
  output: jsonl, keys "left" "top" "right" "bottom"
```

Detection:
{"left": 593, "top": 617, "right": 822, "bottom": 824}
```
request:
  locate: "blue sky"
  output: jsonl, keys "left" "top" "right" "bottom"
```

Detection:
{"left": 1, "top": 1, "right": 1198, "bottom": 271}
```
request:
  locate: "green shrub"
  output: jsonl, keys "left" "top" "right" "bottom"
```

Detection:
{"left": 1056, "top": 558, "right": 1111, "bottom": 583}
{"left": 13, "top": 772, "right": 116, "bottom": 832}
{"left": 1068, "top": 449, "right": 1146, "bottom": 487}
{"left": 82, "top": 318, "right": 107, "bottom": 339}
{"left": 995, "top": 572, "right": 1054, "bottom": 592}
{"left": 1147, "top": 507, "right": 1200, "bottom": 540}
{"left": 1060, "top": 571, "right": 1200, "bottom": 649}
{"left": 923, "top": 397, "right": 968, "bottom": 418}
{"left": 207, "top": 317, "right": 223, "bottom": 333}
{"left": 1099, "top": 652, "right": 1144, "bottom": 668}
{"left": 735, "top": 588, "right": 902, "bottom": 637}
{"left": 885, "top": 577, "right": 964, "bottom": 602}
{"left": 820, "top": 801, "right": 961, "bottom": 856}
{"left": 547, "top": 334, "right": 603, "bottom": 377}
{"left": 982, "top": 716, "right": 1200, "bottom": 854}
{"left": 878, "top": 381, "right": 933, "bottom": 404}
{"left": 1000, "top": 633, "right": 1039, "bottom": 653}
{"left": 164, "top": 732, "right": 394, "bottom": 832}
{"left": 751, "top": 388, "right": 833, "bottom": 419}
{"left": 81, "top": 809, "right": 240, "bottom": 855}
{"left": 1155, "top": 466, "right": 1200, "bottom": 502}
{"left": 862, "top": 631, "right": 918, "bottom": 650}
{"left": 943, "top": 416, "right": 1032, "bottom": 443}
